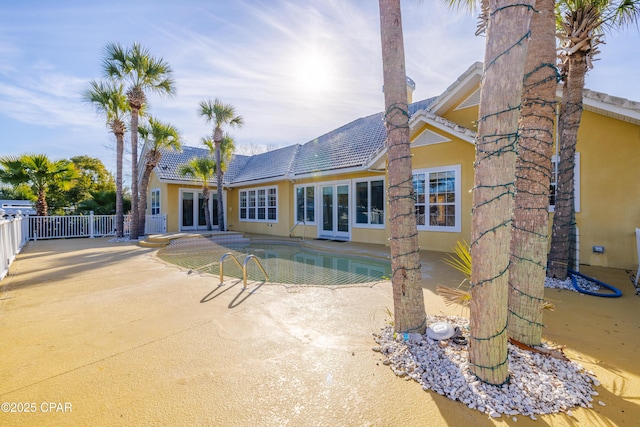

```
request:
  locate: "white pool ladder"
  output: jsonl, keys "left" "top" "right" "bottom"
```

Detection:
{"left": 219, "top": 252, "right": 269, "bottom": 289}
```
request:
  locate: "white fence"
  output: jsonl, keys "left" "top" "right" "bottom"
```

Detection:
{"left": 0, "top": 210, "right": 30, "bottom": 281}
{"left": 0, "top": 211, "right": 166, "bottom": 281}
{"left": 29, "top": 213, "right": 167, "bottom": 240}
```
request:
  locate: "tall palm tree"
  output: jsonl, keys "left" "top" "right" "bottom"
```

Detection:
{"left": 178, "top": 157, "right": 216, "bottom": 231}
{"left": 0, "top": 154, "right": 77, "bottom": 216}
{"left": 82, "top": 80, "right": 129, "bottom": 237}
{"left": 138, "top": 117, "right": 182, "bottom": 235}
{"left": 103, "top": 42, "right": 175, "bottom": 240}
{"left": 378, "top": 0, "right": 427, "bottom": 335}
{"left": 199, "top": 99, "right": 243, "bottom": 231}
{"left": 507, "top": 0, "right": 558, "bottom": 345}
{"left": 469, "top": 0, "right": 533, "bottom": 385}
{"left": 548, "top": 0, "right": 640, "bottom": 279}
{"left": 202, "top": 134, "right": 236, "bottom": 176}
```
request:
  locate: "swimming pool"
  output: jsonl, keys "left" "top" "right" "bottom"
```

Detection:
{"left": 157, "top": 236, "right": 391, "bottom": 286}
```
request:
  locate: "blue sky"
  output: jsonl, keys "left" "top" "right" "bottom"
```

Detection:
{"left": 1, "top": 1, "right": 638, "bottom": 181}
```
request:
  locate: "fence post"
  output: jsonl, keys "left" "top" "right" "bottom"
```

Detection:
{"left": 89, "top": 211, "right": 95, "bottom": 238}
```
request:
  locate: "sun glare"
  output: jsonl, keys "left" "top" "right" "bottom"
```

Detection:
{"left": 291, "top": 50, "right": 336, "bottom": 96}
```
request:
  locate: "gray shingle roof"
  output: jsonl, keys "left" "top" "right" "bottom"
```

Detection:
{"left": 151, "top": 97, "right": 438, "bottom": 186}
{"left": 231, "top": 144, "right": 300, "bottom": 183}
{"left": 291, "top": 97, "right": 436, "bottom": 176}
{"left": 154, "top": 146, "right": 250, "bottom": 185}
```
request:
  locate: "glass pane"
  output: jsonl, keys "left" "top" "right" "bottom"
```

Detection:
{"left": 268, "top": 188, "right": 277, "bottom": 207}
{"left": 198, "top": 193, "right": 207, "bottom": 226}
{"left": 182, "top": 192, "right": 193, "bottom": 227}
{"left": 429, "top": 205, "right": 442, "bottom": 226}
{"left": 337, "top": 185, "right": 348, "bottom": 232}
{"left": 323, "top": 187, "right": 333, "bottom": 232}
{"left": 356, "top": 181, "right": 368, "bottom": 224}
{"left": 413, "top": 174, "right": 425, "bottom": 201}
{"left": 415, "top": 205, "right": 425, "bottom": 225}
{"left": 445, "top": 205, "right": 456, "bottom": 227}
{"left": 370, "top": 180, "right": 384, "bottom": 225}
{"left": 296, "top": 187, "right": 304, "bottom": 222}
{"left": 305, "top": 187, "right": 314, "bottom": 222}
{"left": 212, "top": 193, "right": 218, "bottom": 225}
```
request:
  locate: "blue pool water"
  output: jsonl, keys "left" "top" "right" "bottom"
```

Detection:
{"left": 159, "top": 238, "right": 391, "bottom": 286}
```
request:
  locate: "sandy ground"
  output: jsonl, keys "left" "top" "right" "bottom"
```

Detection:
{"left": 0, "top": 237, "right": 638, "bottom": 426}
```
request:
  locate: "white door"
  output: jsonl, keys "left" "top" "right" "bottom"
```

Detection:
{"left": 180, "top": 190, "right": 218, "bottom": 231}
{"left": 319, "top": 183, "right": 349, "bottom": 240}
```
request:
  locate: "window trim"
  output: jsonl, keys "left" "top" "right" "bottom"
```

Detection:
{"left": 294, "top": 184, "right": 316, "bottom": 224}
{"left": 413, "top": 164, "right": 461, "bottom": 233}
{"left": 150, "top": 188, "right": 161, "bottom": 215}
{"left": 238, "top": 186, "right": 278, "bottom": 223}
{"left": 353, "top": 177, "right": 386, "bottom": 229}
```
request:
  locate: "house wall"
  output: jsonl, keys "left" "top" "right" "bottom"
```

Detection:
{"left": 574, "top": 111, "right": 640, "bottom": 269}
{"left": 410, "top": 122, "right": 476, "bottom": 253}
{"left": 226, "top": 181, "right": 293, "bottom": 237}
{"left": 440, "top": 87, "right": 479, "bottom": 132}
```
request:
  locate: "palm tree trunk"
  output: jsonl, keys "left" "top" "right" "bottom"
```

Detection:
{"left": 203, "top": 186, "right": 212, "bottom": 231}
{"left": 36, "top": 188, "right": 48, "bottom": 216}
{"left": 138, "top": 165, "right": 152, "bottom": 236}
{"left": 215, "top": 139, "right": 224, "bottom": 231}
{"left": 469, "top": 0, "right": 532, "bottom": 385}
{"left": 379, "top": 0, "right": 426, "bottom": 335}
{"left": 507, "top": 0, "right": 556, "bottom": 346}
{"left": 130, "top": 108, "right": 140, "bottom": 240}
{"left": 115, "top": 133, "right": 125, "bottom": 238}
{"left": 138, "top": 152, "right": 162, "bottom": 236}
{"left": 548, "top": 51, "right": 586, "bottom": 280}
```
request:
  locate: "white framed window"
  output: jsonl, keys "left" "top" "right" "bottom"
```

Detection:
{"left": 550, "top": 152, "right": 580, "bottom": 213}
{"left": 239, "top": 186, "right": 278, "bottom": 222}
{"left": 413, "top": 165, "right": 461, "bottom": 232}
{"left": 295, "top": 184, "right": 316, "bottom": 223}
{"left": 150, "top": 188, "right": 160, "bottom": 215}
{"left": 354, "top": 178, "right": 385, "bottom": 227}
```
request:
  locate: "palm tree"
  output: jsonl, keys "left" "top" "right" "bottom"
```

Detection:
{"left": 138, "top": 117, "right": 182, "bottom": 235}
{"left": 103, "top": 42, "right": 175, "bottom": 240}
{"left": 468, "top": 1, "right": 533, "bottom": 385}
{"left": 199, "top": 99, "right": 243, "bottom": 231}
{"left": 548, "top": 0, "right": 640, "bottom": 279}
{"left": 507, "top": 0, "right": 558, "bottom": 346}
{"left": 378, "top": 0, "right": 427, "bottom": 335}
{"left": 82, "top": 80, "right": 129, "bottom": 237}
{"left": 178, "top": 157, "right": 216, "bottom": 231}
{"left": 0, "top": 154, "right": 77, "bottom": 216}
{"left": 202, "top": 134, "right": 236, "bottom": 177}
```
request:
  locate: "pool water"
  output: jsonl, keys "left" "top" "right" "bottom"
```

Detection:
{"left": 158, "top": 238, "right": 391, "bottom": 286}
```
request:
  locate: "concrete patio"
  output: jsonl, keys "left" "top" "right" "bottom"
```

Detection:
{"left": 0, "top": 237, "right": 638, "bottom": 426}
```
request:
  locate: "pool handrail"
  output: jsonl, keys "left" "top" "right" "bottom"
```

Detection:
{"left": 243, "top": 254, "right": 269, "bottom": 288}
{"left": 219, "top": 252, "right": 269, "bottom": 289}
{"left": 219, "top": 252, "right": 243, "bottom": 286}
{"left": 289, "top": 220, "right": 305, "bottom": 240}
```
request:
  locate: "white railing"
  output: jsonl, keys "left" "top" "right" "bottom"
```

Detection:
{"left": 145, "top": 214, "right": 167, "bottom": 235}
{"left": 28, "top": 213, "right": 166, "bottom": 240}
{"left": 0, "top": 209, "right": 30, "bottom": 281}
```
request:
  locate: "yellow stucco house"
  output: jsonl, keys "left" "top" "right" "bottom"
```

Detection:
{"left": 141, "top": 63, "right": 640, "bottom": 271}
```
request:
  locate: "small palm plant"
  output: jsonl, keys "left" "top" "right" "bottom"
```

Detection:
{"left": 437, "top": 240, "right": 472, "bottom": 307}
{"left": 438, "top": 240, "right": 555, "bottom": 310}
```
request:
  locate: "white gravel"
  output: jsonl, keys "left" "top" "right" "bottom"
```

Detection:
{"left": 544, "top": 275, "right": 602, "bottom": 293}
{"left": 373, "top": 315, "right": 599, "bottom": 420}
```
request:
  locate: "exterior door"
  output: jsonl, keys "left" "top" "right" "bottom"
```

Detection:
{"left": 180, "top": 190, "right": 217, "bottom": 231}
{"left": 320, "top": 184, "right": 349, "bottom": 240}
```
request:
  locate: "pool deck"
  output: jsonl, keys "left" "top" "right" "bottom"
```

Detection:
{"left": 1, "top": 236, "right": 639, "bottom": 426}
